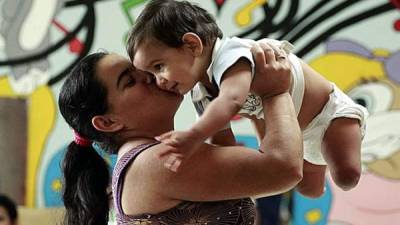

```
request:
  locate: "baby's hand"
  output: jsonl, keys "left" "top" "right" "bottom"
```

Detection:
{"left": 156, "top": 130, "right": 203, "bottom": 172}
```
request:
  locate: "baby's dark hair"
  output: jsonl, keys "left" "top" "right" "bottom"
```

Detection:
{"left": 127, "top": 0, "right": 223, "bottom": 60}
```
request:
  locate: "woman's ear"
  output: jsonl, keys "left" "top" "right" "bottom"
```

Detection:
{"left": 92, "top": 115, "right": 124, "bottom": 133}
{"left": 182, "top": 32, "right": 203, "bottom": 56}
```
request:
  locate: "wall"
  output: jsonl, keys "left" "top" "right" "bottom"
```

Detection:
{"left": 0, "top": 0, "right": 399, "bottom": 224}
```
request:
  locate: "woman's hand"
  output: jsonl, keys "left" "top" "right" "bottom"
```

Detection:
{"left": 250, "top": 41, "right": 292, "bottom": 99}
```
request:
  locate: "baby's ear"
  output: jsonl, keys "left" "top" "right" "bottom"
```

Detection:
{"left": 182, "top": 32, "right": 203, "bottom": 56}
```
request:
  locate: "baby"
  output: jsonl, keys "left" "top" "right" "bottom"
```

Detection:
{"left": 128, "top": 0, "right": 368, "bottom": 197}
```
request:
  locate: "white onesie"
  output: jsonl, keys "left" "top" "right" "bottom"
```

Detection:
{"left": 191, "top": 37, "right": 368, "bottom": 165}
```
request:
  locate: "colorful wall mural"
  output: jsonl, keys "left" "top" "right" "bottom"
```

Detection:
{"left": 0, "top": 0, "right": 399, "bottom": 224}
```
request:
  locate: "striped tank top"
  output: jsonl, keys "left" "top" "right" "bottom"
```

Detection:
{"left": 112, "top": 142, "right": 256, "bottom": 225}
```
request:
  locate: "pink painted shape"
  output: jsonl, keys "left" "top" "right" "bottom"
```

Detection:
{"left": 216, "top": 0, "right": 225, "bottom": 6}
{"left": 328, "top": 172, "right": 400, "bottom": 225}
{"left": 52, "top": 19, "right": 83, "bottom": 54}
{"left": 69, "top": 38, "right": 83, "bottom": 54}
{"left": 231, "top": 115, "right": 242, "bottom": 121}
{"left": 390, "top": 0, "right": 400, "bottom": 9}
{"left": 394, "top": 19, "right": 400, "bottom": 31}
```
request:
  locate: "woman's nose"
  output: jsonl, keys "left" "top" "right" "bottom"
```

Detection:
{"left": 143, "top": 72, "right": 155, "bottom": 84}
{"left": 136, "top": 71, "right": 153, "bottom": 84}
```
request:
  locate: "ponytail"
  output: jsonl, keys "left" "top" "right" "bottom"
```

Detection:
{"left": 58, "top": 52, "right": 117, "bottom": 225}
{"left": 62, "top": 142, "right": 110, "bottom": 225}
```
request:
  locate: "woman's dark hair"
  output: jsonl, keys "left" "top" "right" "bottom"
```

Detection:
{"left": 58, "top": 52, "right": 118, "bottom": 225}
{"left": 0, "top": 194, "right": 17, "bottom": 224}
{"left": 127, "top": 0, "right": 223, "bottom": 60}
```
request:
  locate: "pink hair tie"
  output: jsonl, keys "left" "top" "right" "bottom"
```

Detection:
{"left": 73, "top": 130, "right": 92, "bottom": 147}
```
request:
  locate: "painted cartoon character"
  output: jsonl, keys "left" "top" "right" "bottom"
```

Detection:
{"left": 309, "top": 40, "right": 400, "bottom": 225}
{"left": 0, "top": 0, "right": 64, "bottom": 94}
{"left": 0, "top": 0, "right": 64, "bottom": 206}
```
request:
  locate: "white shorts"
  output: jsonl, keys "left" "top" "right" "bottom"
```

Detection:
{"left": 303, "top": 84, "right": 369, "bottom": 165}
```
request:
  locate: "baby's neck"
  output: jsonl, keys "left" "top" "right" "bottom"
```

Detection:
{"left": 197, "top": 41, "right": 216, "bottom": 87}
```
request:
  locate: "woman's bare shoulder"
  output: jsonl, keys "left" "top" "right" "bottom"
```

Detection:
{"left": 127, "top": 141, "right": 297, "bottom": 201}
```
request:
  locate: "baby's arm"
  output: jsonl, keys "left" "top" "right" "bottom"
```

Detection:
{"left": 156, "top": 58, "right": 251, "bottom": 171}
{"left": 189, "top": 58, "right": 252, "bottom": 142}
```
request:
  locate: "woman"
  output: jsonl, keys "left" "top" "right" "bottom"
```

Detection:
{"left": 0, "top": 194, "right": 17, "bottom": 225}
{"left": 58, "top": 43, "right": 303, "bottom": 225}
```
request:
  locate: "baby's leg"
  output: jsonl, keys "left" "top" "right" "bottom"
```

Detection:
{"left": 296, "top": 161, "right": 327, "bottom": 198}
{"left": 322, "top": 117, "right": 362, "bottom": 191}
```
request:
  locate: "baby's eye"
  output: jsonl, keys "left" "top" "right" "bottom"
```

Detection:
{"left": 154, "top": 64, "right": 164, "bottom": 71}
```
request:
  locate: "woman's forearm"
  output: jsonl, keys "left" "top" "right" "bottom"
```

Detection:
{"left": 260, "top": 93, "right": 303, "bottom": 179}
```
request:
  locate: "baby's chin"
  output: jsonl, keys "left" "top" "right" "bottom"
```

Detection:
{"left": 177, "top": 88, "right": 191, "bottom": 95}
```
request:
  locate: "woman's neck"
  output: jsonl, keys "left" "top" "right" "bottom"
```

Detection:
{"left": 118, "top": 137, "right": 157, "bottom": 157}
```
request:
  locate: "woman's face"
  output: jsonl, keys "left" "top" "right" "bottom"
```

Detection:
{"left": 95, "top": 54, "right": 183, "bottom": 136}
{"left": 0, "top": 206, "right": 13, "bottom": 225}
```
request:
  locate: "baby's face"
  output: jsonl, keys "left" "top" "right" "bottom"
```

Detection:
{"left": 132, "top": 40, "right": 200, "bottom": 95}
